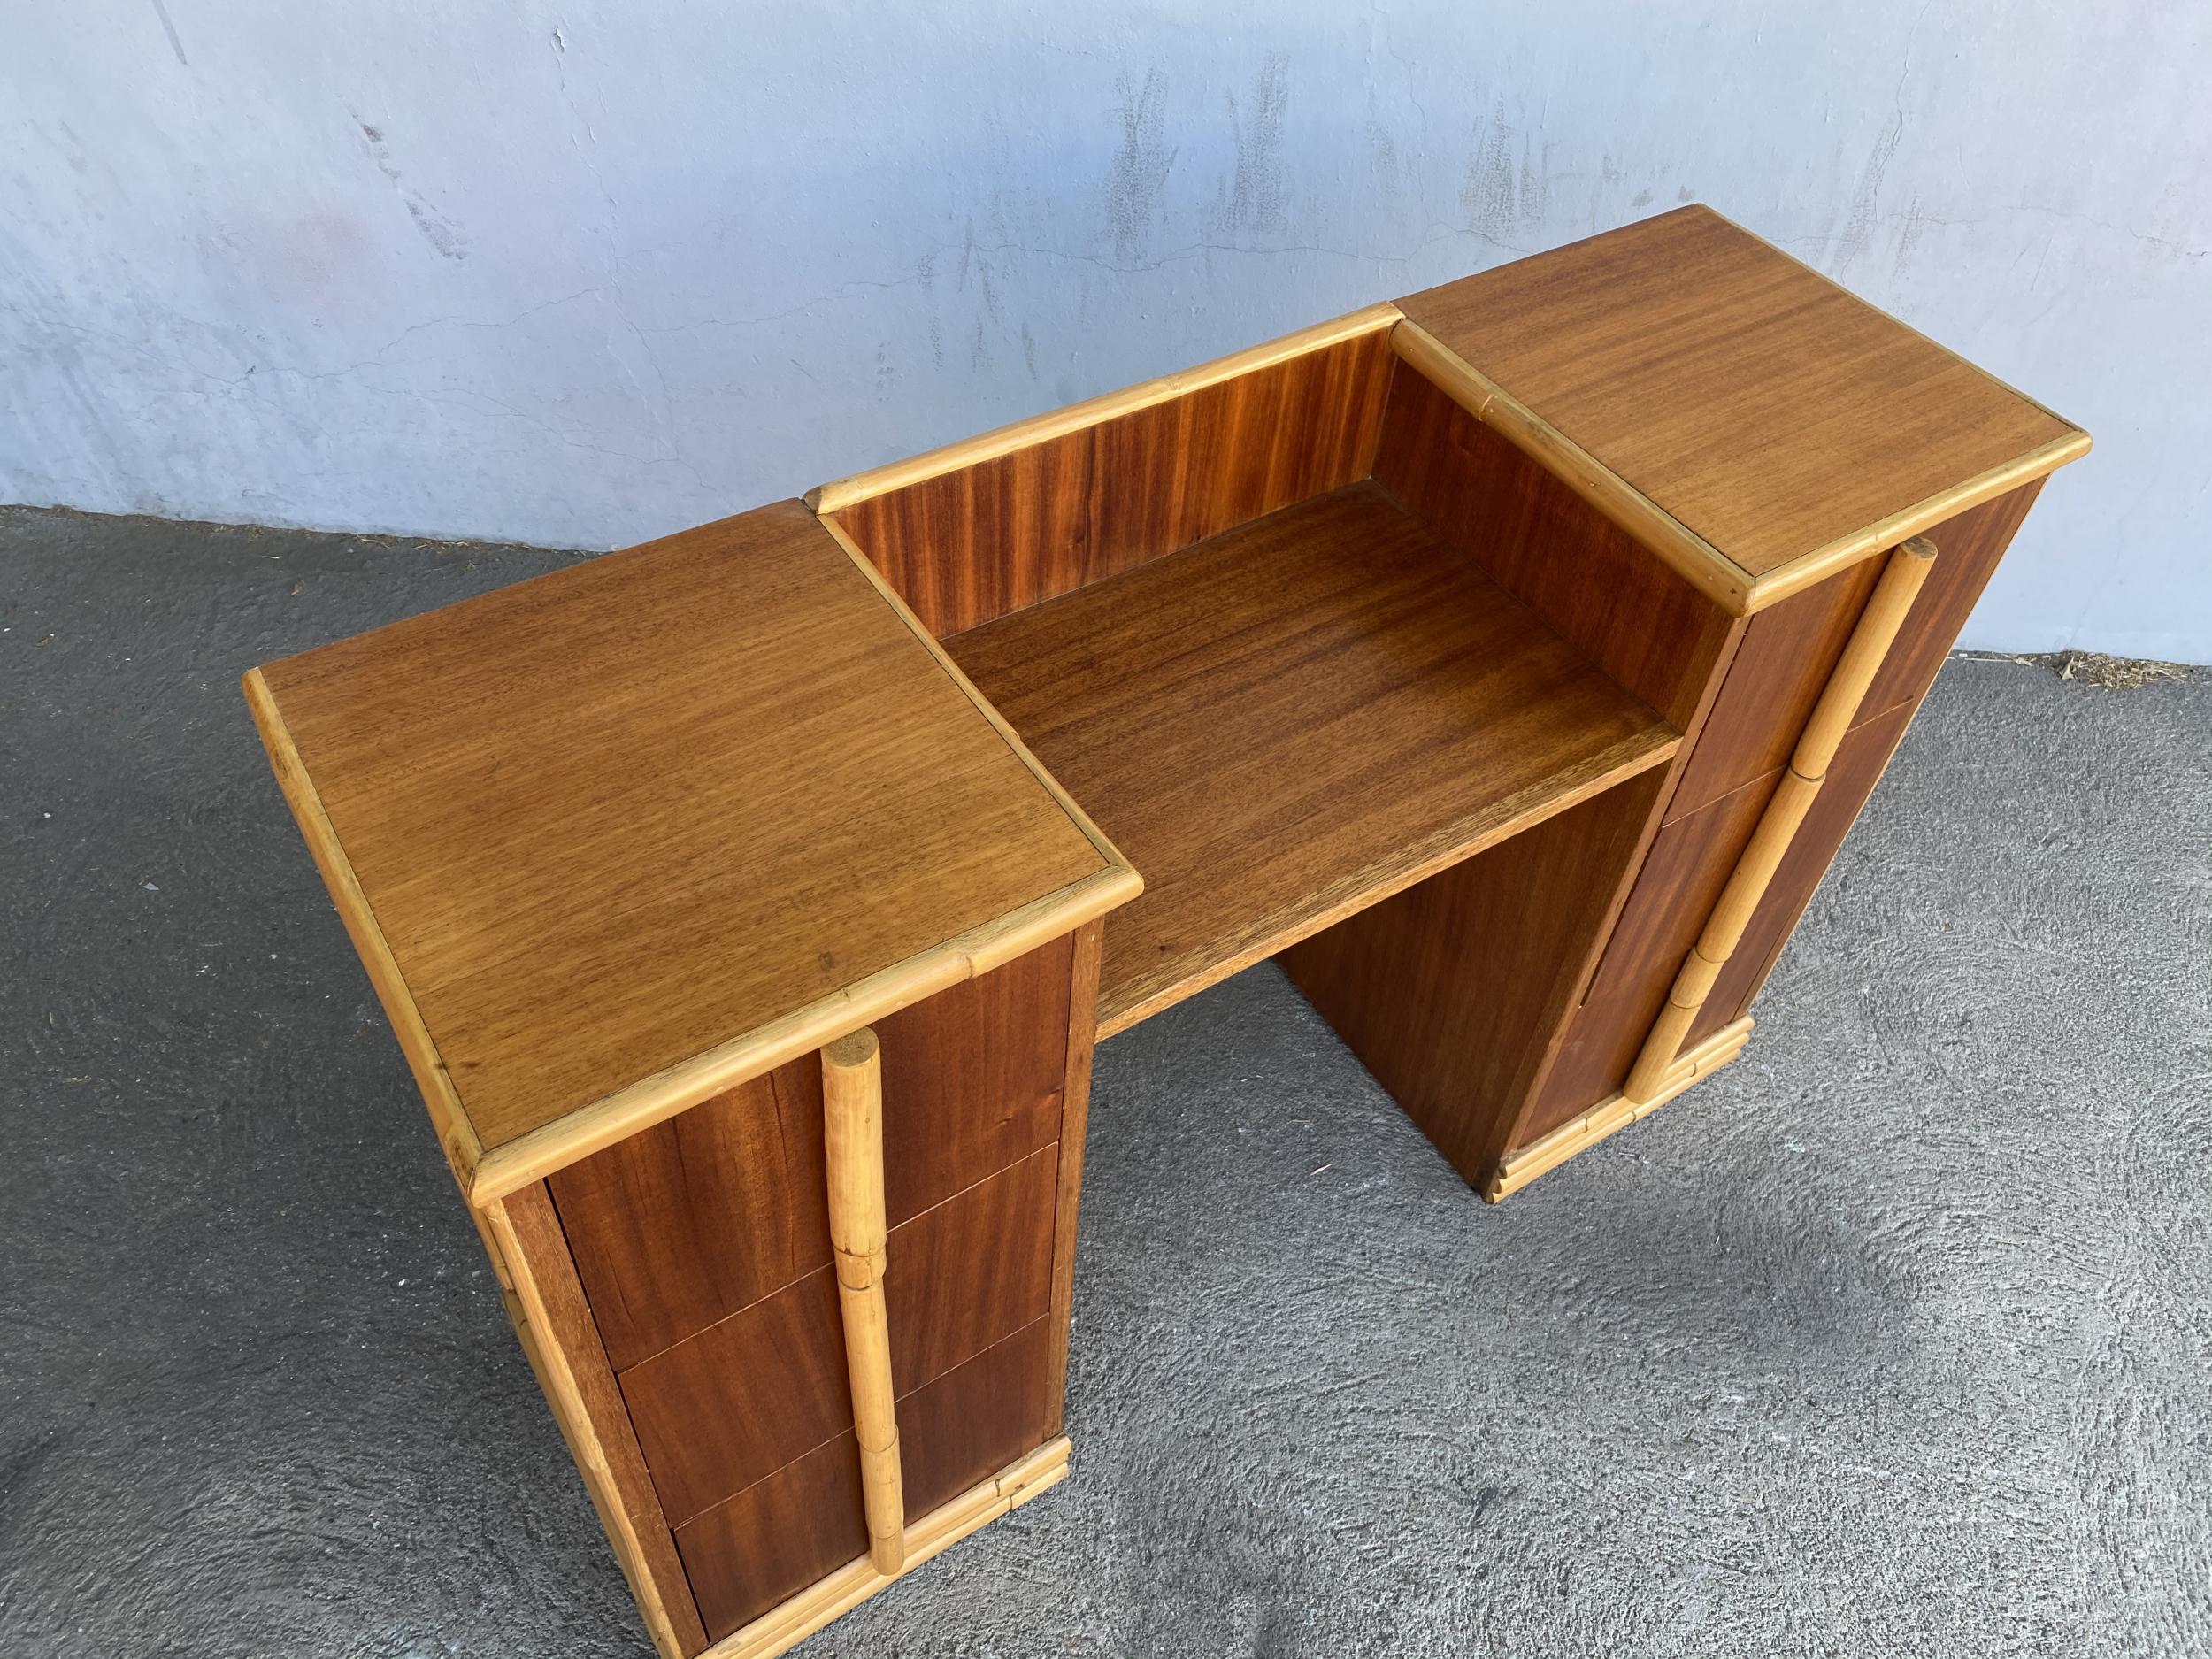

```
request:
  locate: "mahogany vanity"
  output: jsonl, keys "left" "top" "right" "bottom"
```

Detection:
{"left": 245, "top": 207, "right": 2087, "bottom": 1656}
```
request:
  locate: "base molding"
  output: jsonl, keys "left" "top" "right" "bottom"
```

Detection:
{"left": 1486, "top": 1018, "right": 1754, "bottom": 1201}
{"left": 709, "top": 1437, "right": 1071, "bottom": 1659}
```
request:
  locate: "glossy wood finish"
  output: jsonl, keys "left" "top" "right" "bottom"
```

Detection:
{"left": 618, "top": 1147, "right": 1058, "bottom": 1526}
{"left": 621, "top": 1265, "right": 849, "bottom": 1526}
{"left": 1701, "top": 697, "right": 1925, "bottom": 1038}
{"left": 673, "top": 1319, "right": 1057, "bottom": 1641}
{"left": 1371, "top": 355, "right": 1742, "bottom": 731}
{"left": 875, "top": 933, "right": 1071, "bottom": 1225}
{"left": 1859, "top": 481, "right": 2045, "bottom": 718}
{"left": 832, "top": 331, "right": 1392, "bottom": 637}
{"left": 248, "top": 499, "right": 1123, "bottom": 1187}
{"left": 1398, "top": 204, "right": 2087, "bottom": 593}
{"left": 550, "top": 941, "right": 1073, "bottom": 1373}
{"left": 674, "top": 1430, "right": 869, "bottom": 1643}
{"left": 1525, "top": 766, "right": 1782, "bottom": 1141}
{"left": 887, "top": 1146, "right": 1056, "bottom": 1386}
{"left": 548, "top": 1057, "right": 828, "bottom": 1373}
{"left": 1665, "top": 557, "right": 1885, "bottom": 824}
{"left": 246, "top": 209, "right": 2096, "bottom": 1658}
{"left": 489, "top": 1185, "right": 707, "bottom": 1656}
{"left": 949, "top": 480, "right": 1681, "bottom": 1036}
{"left": 897, "top": 1316, "right": 1055, "bottom": 1518}
{"left": 1624, "top": 538, "right": 1936, "bottom": 1101}
{"left": 1283, "top": 771, "right": 1668, "bottom": 1184}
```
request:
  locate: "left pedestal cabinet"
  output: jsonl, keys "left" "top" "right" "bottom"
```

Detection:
{"left": 245, "top": 499, "right": 1140, "bottom": 1655}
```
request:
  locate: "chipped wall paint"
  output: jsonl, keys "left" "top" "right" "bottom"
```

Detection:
{"left": 1, "top": 1, "right": 2205, "bottom": 657}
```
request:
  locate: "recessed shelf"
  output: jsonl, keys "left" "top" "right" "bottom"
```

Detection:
{"left": 946, "top": 480, "right": 1681, "bottom": 1037}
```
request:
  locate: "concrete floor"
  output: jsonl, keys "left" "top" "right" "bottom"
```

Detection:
{"left": 2, "top": 504, "right": 2206, "bottom": 1658}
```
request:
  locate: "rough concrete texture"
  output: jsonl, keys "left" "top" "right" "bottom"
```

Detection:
{"left": 3, "top": 504, "right": 2206, "bottom": 1657}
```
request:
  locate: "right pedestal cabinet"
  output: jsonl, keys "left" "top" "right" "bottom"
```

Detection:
{"left": 1279, "top": 204, "right": 2087, "bottom": 1196}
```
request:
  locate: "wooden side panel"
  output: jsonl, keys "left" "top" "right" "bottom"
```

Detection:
{"left": 1522, "top": 767, "right": 1781, "bottom": 1145}
{"left": 619, "top": 1148, "right": 1058, "bottom": 1526}
{"left": 1859, "top": 481, "right": 2043, "bottom": 718}
{"left": 1700, "top": 698, "right": 1924, "bottom": 1038}
{"left": 672, "top": 1318, "right": 1056, "bottom": 1641}
{"left": 491, "top": 1186, "right": 709, "bottom": 1657}
{"left": 1045, "top": 919, "right": 1102, "bottom": 1436}
{"left": 834, "top": 331, "right": 1394, "bottom": 636}
{"left": 1281, "top": 772, "right": 1667, "bottom": 1185}
{"left": 1372, "top": 356, "right": 1737, "bottom": 731}
{"left": 550, "top": 943, "right": 1072, "bottom": 1371}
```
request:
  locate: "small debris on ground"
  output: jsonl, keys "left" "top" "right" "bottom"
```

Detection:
{"left": 1975, "top": 649, "right": 2195, "bottom": 690}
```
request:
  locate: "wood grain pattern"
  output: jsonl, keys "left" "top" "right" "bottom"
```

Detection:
{"left": 832, "top": 330, "right": 1393, "bottom": 636}
{"left": 1665, "top": 557, "right": 1886, "bottom": 824}
{"left": 949, "top": 481, "right": 1681, "bottom": 1036}
{"left": 620, "top": 1263, "right": 849, "bottom": 1527}
{"left": 1396, "top": 205, "right": 2087, "bottom": 590}
{"left": 548, "top": 1057, "right": 828, "bottom": 1373}
{"left": 1701, "top": 697, "right": 1924, "bottom": 1037}
{"left": 1858, "top": 481, "right": 2044, "bottom": 718}
{"left": 1388, "top": 318, "right": 1755, "bottom": 612}
{"left": 618, "top": 1148, "right": 1058, "bottom": 1526}
{"left": 1521, "top": 766, "right": 1782, "bottom": 1142}
{"left": 1282, "top": 770, "right": 1669, "bottom": 1185}
{"left": 881, "top": 1145, "right": 1057, "bottom": 1388}
{"left": 810, "top": 303, "right": 1398, "bottom": 513}
{"left": 896, "top": 1315, "right": 1055, "bottom": 1519}
{"left": 874, "top": 933, "right": 1071, "bottom": 1225}
{"left": 1371, "top": 352, "right": 1741, "bottom": 731}
{"left": 1044, "top": 919, "right": 1102, "bottom": 1437}
{"left": 673, "top": 1428, "right": 870, "bottom": 1642}
{"left": 488, "top": 1186, "right": 708, "bottom": 1657}
{"left": 250, "top": 499, "right": 1116, "bottom": 1185}
{"left": 675, "top": 1327, "right": 1059, "bottom": 1643}
{"left": 550, "top": 940, "right": 1073, "bottom": 1372}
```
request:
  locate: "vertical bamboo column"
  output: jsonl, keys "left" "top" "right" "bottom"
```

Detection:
{"left": 1623, "top": 536, "right": 1939, "bottom": 1104}
{"left": 822, "top": 1028, "right": 904, "bottom": 1575}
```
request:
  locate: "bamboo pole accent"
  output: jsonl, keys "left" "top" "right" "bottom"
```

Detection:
{"left": 822, "top": 1027, "right": 903, "bottom": 1575}
{"left": 712, "top": 1439, "right": 1071, "bottom": 1659}
{"left": 1623, "top": 537, "right": 1938, "bottom": 1103}
{"left": 1486, "top": 1018, "right": 1754, "bottom": 1201}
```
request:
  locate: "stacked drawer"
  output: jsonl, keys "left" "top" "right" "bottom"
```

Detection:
{"left": 1525, "top": 483, "right": 2046, "bottom": 1137}
{"left": 546, "top": 934, "right": 1079, "bottom": 1640}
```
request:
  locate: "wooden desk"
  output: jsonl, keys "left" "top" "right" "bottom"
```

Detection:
{"left": 246, "top": 206, "right": 2087, "bottom": 1656}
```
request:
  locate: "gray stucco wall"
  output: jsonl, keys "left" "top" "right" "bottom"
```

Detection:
{"left": 3, "top": 3, "right": 2205, "bottom": 657}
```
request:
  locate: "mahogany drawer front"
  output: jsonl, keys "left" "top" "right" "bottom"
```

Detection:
{"left": 1664, "top": 560, "right": 1882, "bottom": 826}
{"left": 876, "top": 929, "right": 1072, "bottom": 1225}
{"left": 672, "top": 1431, "right": 868, "bottom": 1645}
{"left": 549, "top": 1054, "right": 830, "bottom": 1374}
{"left": 1698, "top": 697, "right": 1922, "bottom": 1040}
{"left": 1525, "top": 766, "right": 1779, "bottom": 1140}
{"left": 1665, "top": 482, "right": 2044, "bottom": 829}
{"left": 619, "top": 1143, "right": 1059, "bottom": 1525}
{"left": 549, "top": 935, "right": 1073, "bottom": 1371}
{"left": 672, "top": 1316, "right": 1056, "bottom": 1641}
